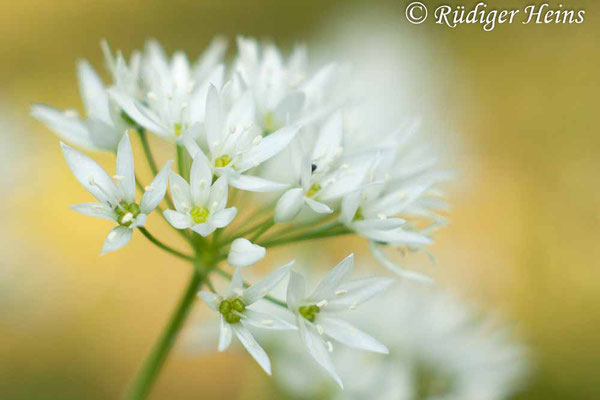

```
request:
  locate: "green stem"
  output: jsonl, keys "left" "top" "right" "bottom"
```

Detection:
{"left": 138, "top": 227, "right": 195, "bottom": 261}
{"left": 137, "top": 129, "right": 158, "bottom": 176}
{"left": 259, "top": 226, "right": 351, "bottom": 248}
{"left": 214, "top": 268, "right": 287, "bottom": 308}
{"left": 123, "top": 264, "right": 207, "bottom": 400}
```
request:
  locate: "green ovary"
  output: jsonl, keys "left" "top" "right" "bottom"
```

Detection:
{"left": 219, "top": 298, "right": 246, "bottom": 324}
{"left": 215, "top": 155, "right": 232, "bottom": 168}
{"left": 306, "top": 184, "right": 321, "bottom": 198}
{"left": 115, "top": 201, "right": 141, "bottom": 226}
{"left": 263, "top": 112, "right": 277, "bottom": 135}
{"left": 190, "top": 206, "right": 209, "bottom": 224}
{"left": 299, "top": 304, "right": 320, "bottom": 322}
{"left": 174, "top": 123, "right": 182, "bottom": 137}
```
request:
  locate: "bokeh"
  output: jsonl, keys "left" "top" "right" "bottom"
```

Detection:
{"left": 1, "top": 0, "right": 599, "bottom": 399}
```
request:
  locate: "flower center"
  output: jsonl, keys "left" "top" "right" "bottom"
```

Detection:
{"left": 115, "top": 201, "right": 141, "bottom": 226}
{"left": 298, "top": 304, "right": 320, "bottom": 322}
{"left": 219, "top": 298, "right": 246, "bottom": 324}
{"left": 174, "top": 123, "right": 182, "bottom": 137}
{"left": 215, "top": 155, "right": 232, "bottom": 168}
{"left": 306, "top": 184, "right": 322, "bottom": 198}
{"left": 190, "top": 206, "right": 209, "bottom": 224}
{"left": 263, "top": 112, "right": 277, "bottom": 135}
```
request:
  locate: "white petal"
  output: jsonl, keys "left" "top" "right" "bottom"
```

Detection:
{"left": 242, "top": 261, "right": 294, "bottom": 305}
{"left": 190, "top": 222, "right": 217, "bottom": 237}
{"left": 298, "top": 318, "right": 342, "bottom": 388}
{"left": 310, "top": 254, "right": 354, "bottom": 301}
{"left": 233, "top": 324, "right": 271, "bottom": 375}
{"left": 140, "top": 161, "right": 172, "bottom": 214}
{"left": 207, "top": 176, "right": 229, "bottom": 213}
{"left": 369, "top": 242, "right": 433, "bottom": 283}
{"left": 273, "top": 91, "right": 305, "bottom": 126}
{"left": 318, "top": 317, "right": 388, "bottom": 354}
{"left": 101, "top": 226, "right": 132, "bottom": 255}
{"left": 227, "top": 238, "right": 266, "bottom": 268}
{"left": 204, "top": 85, "right": 223, "bottom": 155}
{"left": 115, "top": 132, "right": 136, "bottom": 203}
{"left": 286, "top": 270, "right": 306, "bottom": 310}
{"left": 60, "top": 142, "right": 119, "bottom": 204}
{"left": 70, "top": 202, "right": 116, "bottom": 221}
{"left": 218, "top": 315, "right": 233, "bottom": 351}
{"left": 327, "top": 277, "right": 395, "bottom": 311}
{"left": 163, "top": 210, "right": 192, "bottom": 229}
{"left": 340, "top": 190, "right": 362, "bottom": 225}
{"left": 229, "top": 267, "right": 244, "bottom": 294}
{"left": 357, "top": 227, "right": 432, "bottom": 246}
{"left": 304, "top": 197, "right": 333, "bottom": 214}
{"left": 209, "top": 208, "right": 237, "bottom": 229}
{"left": 312, "top": 112, "right": 343, "bottom": 163}
{"left": 169, "top": 171, "right": 192, "bottom": 213}
{"left": 242, "top": 309, "right": 297, "bottom": 330}
{"left": 108, "top": 89, "right": 167, "bottom": 134}
{"left": 228, "top": 174, "right": 288, "bottom": 192}
{"left": 190, "top": 152, "right": 213, "bottom": 206}
{"left": 31, "top": 104, "right": 95, "bottom": 149}
{"left": 236, "top": 124, "right": 300, "bottom": 172}
{"left": 198, "top": 291, "right": 222, "bottom": 311}
{"left": 352, "top": 217, "right": 405, "bottom": 232}
{"left": 274, "top": 188, "right": 304, "bottom": 222}
{"left": 77, "top": 59, "right": 110, "bottom": 122}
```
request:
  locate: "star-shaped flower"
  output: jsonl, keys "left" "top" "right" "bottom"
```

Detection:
{"left": 198, "top": 262, "right": 297, "bottom": 374}
{"left": 286, "top": 254, "right": 393, "bottom": 387}
{"left": 61, "top": 132, "right": 171, "bottom": 254}
{"left": 163, "top": 150, "right": 237, "bottom": 236}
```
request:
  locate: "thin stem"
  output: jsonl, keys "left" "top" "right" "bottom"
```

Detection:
{"left": 123, "top": 264, "right": 207, "bottom": 400}
{"left": 137, "top": 129, "right": 158, "bottom": 176}
{"left": 214, "top": 268, "right": 287, "bottom": 308}
{"left": 258, "top": 226, "right": 351, "bottom": 248}
{"left": 138, "top": 227, "right": 195, "bottom": 262}
{"left": 176, "top": 145, "right": 191, "bottom": 181}
{"left": 219, "top": 215, "right": 272, "bottom": 245}
{"left": 249, "top": 219, "right": 275, "bottom": 242}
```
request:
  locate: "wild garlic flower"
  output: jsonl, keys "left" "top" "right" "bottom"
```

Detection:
{"left": 32, "top": 60, "right": 129, "bottom": 152}
{"left": 108, "top": 38, "right": 226, "bottom": 140}
{"left": 198, "top": 263, "right": 297, "bottom": 374}
{"left": 61, "top": 133, "right": 171, "bottom": 254}
{"left": 183, "top": 85, "right": 299, "bottom": 192}
{"left": 164, "top": 151, "right": 237, "bottom": 236}
{"left": 234, "top": 36, "right": 338, "bottom": 135}
{"left": 227, "top": 238, "right": 266, "bottom": 268}
{"left": 287, "top": 254, "right": 393, "bottom": 387}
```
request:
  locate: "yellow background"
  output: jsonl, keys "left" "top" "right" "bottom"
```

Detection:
{"left": 1, "top": 0, "right": 599, "bottom": 399}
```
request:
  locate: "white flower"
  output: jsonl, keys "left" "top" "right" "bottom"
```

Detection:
{"left": 198, "top": 262, "right": 297, "bottom": 374}
{"left": 110, "top": 38, "right": 226, "bottom": 140}
{"left": 163, "top": 151, "right": 237, "bottom": 236}
{"left": 286, "top": 254, "right": 393, "bottom": 387}
{"left": 101, "top": 40, "right": 143, "bottom": 99}
{"left": 61, "top": 132, "right": 171, "bottom": 254}
{"left": 274, "top": 112, "right": 372, "bottom": 222}
{"left": 183, "top": 85, "right": 300, "bottom": 192}
{"left": 32, "top": 60, "right": 129, "bottom": 152}
{"left": 228, "top": 238, "right": 266, "bottom": 268}
{"left": 234, "top": 36, "right": 339, "bottom": 134}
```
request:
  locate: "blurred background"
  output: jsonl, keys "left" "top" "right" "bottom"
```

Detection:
{"left": 1, "top": 0, "right": 599, "bottom": 399}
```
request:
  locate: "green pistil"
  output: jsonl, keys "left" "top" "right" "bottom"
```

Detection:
{"left": 219, "top": 298, "right": 246, "bottom": 324}
{"left": 353, "top": 207, "right": 363, "bottom": 221}
{"left": 190, "top": 206, "right": 209, "bottom": 224}
{"left": 299, "top": 304, "right": 320, "bottom": 322}
{"left": 115, "top": 201, "right": 141, "bottom": 226}
{"left": 263, "top": 112, "right": 277, "bottom": 135}
{"left": 306, "top": 184, "right": 322, "bottom": 198}
{"left": 174, "top": 123, "right": 182, "bottom": 137}
{"left": 215, "top": 155, "right": 232, "bottom": 168}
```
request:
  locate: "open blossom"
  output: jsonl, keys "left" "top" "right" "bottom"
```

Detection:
{"left": 109, "top": 38, "right": 226, "bottom": 140}
{"left": 234, "top": 36, "right": 338, "bottom": 135}
{"left": 164, "top": 151, "right": 237, "bottom": 236}
{"left": 286, "top": 254, "right": 393, "bottom": 387}
{"left": 61, "top": 133, "right": 171, "bottom": 254}
{"left": 183, "top": 85, "right": 299, "bottom": 192}
{"left": 32, "top": 60, "right": 129, "bottom": 152}
{"left": 198, "top": 263, "right": 296, "bottom": 374}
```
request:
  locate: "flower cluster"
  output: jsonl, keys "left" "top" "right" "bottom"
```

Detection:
{"left": 32, "top": 37, "right": 448, "bottom": 396}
